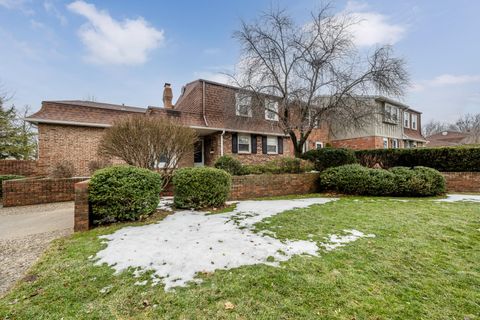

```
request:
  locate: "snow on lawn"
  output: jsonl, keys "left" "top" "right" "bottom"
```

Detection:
{"left": 321, "top": 230, "right": 375, "bottom": 251}
{"left": 436, "top": 194, "right": 480, "bottom": 203}
{"left": 94, "top": 197, "right": 374, "bottom": 291}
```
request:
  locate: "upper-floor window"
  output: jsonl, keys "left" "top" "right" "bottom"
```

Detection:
{"left": 238, "top": 134, "right": 251, "bottom": 153}
{"left": 404, "top": 111, "right": 410, "bottom": 128}
{"left": 309, "top": 110, "right": 320, "bottom": 128}
{"left": 235, "top": 93, "right": 252, "bottom": 117}
{"left": 266, "top": 136, "right": 278, "bottom": 154}
{"left": 265, "top": 99, "right": 279, "bottom": 121}
{"left": 384, "top": 103, "right": 400, "bottom": 124}
{"left": 411, "top": 114, "right": 418, "bottom": 130}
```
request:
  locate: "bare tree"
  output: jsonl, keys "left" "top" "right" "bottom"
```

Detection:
{"left": 98, "top": 115, "right": 197, "bottom": 187}
{"left": 230, "top": 5, "right": 409, "bottom": 156}
{"left": 422, "top": 120, "right": 450, "bottom": 137}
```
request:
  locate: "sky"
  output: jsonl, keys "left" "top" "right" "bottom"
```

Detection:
{"left": 0, "top": 0, "right": 479, "bottom": 123}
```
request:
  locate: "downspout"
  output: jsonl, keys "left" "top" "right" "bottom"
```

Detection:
{"left": 202, "top": 80, "right": 209, "bottom": 127}
{"left": 220, "top": 130, "right": 225, "bottom": 156}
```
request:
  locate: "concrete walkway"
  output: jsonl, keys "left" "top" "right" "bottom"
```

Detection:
{"left": 0, "top": 202, "right": 74, "bottom": 297}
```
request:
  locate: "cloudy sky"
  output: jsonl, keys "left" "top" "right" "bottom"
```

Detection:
{"left": 0, "top": 0, "right": 479, "bottom": 123}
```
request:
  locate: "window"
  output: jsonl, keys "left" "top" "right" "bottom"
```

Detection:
{"left": 315, "top": 142, "right": 324, "bottom": 149}
{"left": 384, "top": 103, "right": 400, "bottom": 124}
{"left": 265, "top": 99, "right": 279, "bottom": 121}
{"left": 411, "top": 114, "right": 418, "bottom": 130}
{"left": 383, "top": 138, "right": 389, "bottom": 149}
{"left": 404, "top": 111, "right": 410, "bottom": 128}
{"left": 309, "top": 110, "right": 320, "bottom": 128}
{"left": 392, "top": 139, "right": 399, "bottom": 149}
{"left": 237, "top": 134, "right": 251, "bottom": 153}
{"left": 235, "top": 93, "right": 252, "bottom": 117}
{"left": 266, "top": 136, "right": 278, "bottom": 154}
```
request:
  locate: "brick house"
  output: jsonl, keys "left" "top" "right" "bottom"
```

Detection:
{"left": 330, "top": 96, "right": 426, "bottom": 149}
{"left": 25, "top": 79, "right": 424, "bottom": 176}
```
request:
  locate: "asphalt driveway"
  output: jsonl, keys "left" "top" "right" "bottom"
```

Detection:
{"left": 0, "top": 202, "right": 74, "bottom": 296}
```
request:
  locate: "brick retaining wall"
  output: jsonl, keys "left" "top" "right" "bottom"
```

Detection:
{"left": 0, "top": 160, "right": 38, "bottom": 176}
{"left": 441, "top": 172, "right": 480, "bottom": 193}
{"left": 2, "top": 177, "right": 89, "bottom": 207}
{"left": 230, "top": 172, "right": 319, "bottom": 200}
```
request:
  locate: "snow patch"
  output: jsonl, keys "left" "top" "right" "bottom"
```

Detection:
{"left": 320, "top": 229, "right": 376, "bottom": 251}
{"left": 94, "top": 197, "right": 376, "bottom": 291}
{"left": 157, "top": 197, "right": 174, "bottom": 211}
{"left": 436, "top": 194, "right": 480, "bottom": 203}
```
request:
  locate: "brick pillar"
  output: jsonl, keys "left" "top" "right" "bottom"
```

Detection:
{"left": 74, "top": 180, "right": 91, "bottom": 232}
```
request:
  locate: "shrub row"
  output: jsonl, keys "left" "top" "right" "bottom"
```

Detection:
{"left": 302, "top": 148, "right": 357, "bottom": 171}
{"left": 214, "top": 156, "right": 314, "bottom": 175}
{"left": 319, "top": 164, "right": 446, "bottom": 196}
{"left": 355, "top": 147, "right": 480, "bottom": 172}
{"left": 0, "top": 175, "right": 25, "bottom": 197}
{"left": 89, "top": 166, "right": 162, "bottom": 225}
{"left": 173, "top": 167, "right": 231, "bottom": 209}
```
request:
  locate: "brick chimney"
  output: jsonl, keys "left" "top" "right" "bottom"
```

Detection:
{"left": 163, "top": 83, "right": 173, "bottom": 109}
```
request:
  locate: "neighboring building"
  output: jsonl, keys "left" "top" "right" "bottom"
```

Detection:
{"left": 426, "top": 131, "right": 474, "bottom": 147}
{"left": 330, "top": 96, "right": 426, "bottom": 149}
{"left": 25, "top": 79, "right": 424, "bottom": 176}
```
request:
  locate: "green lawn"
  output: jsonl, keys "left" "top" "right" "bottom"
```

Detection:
{"left": 0, "top": 196, "right": 479, "bottom": 319}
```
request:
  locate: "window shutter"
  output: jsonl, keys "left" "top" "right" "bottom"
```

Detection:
{"left": 262, "top": 136, "right": 267, "bottom": 154}
{"left": 278, "top": 137, "right": 284, "bottom": 154}
{"left": 251, "top": 135, "right": 257, "bottom": 154}
{"left": 232, "top": 133, "right": 238, "bottom": 154}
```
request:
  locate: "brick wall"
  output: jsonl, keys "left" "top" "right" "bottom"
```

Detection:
{"left": 37, "top": 124, "right": 109, "bottom": 177}
{"left": 441, "top": 172, "right": 480, "bottom": 193}
{"left": 230, "top": 172, "right": 319, "bottom": 200}
{"left": 74, "top": 180, "right": 90, "bottom": 232}
{"left": 331, "top": 136, "right": 384, "bottom": 150}
{"left": 2, "top": 177, "right": 89, "bottom": 207}
{"left": 0, "top": 160, "right": 38, "bottom": 176}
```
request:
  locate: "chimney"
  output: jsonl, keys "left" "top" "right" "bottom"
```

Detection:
{"left": 163, "top": 83, "right": 173, "bottom": 109}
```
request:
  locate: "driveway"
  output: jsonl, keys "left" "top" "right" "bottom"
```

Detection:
{"left": 0, "top": 202, "right": 74, "bottom": 297}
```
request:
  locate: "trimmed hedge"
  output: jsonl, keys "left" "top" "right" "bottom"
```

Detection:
{"left": 302, "top": 148, "right": 357, "bottom": 171}
{"left": 319, "top": 164, "right": 446, "bottom": 196}
{"left": 89, "top": 166, "right": 162, "bottom": 225}
{"left": 214, "top": 155, "right": 243, "bottom": 175}
{"left": 0, "top": 175, "right": 25, "bottom": 197}
{"left": 173, "top": 167, "right": 231, "bottom": 209}
{"left": 355, "top": 147, "right": 480, "bottom": 172}
{"left": 242, "top": 157, "right": 314, "bottom": 175}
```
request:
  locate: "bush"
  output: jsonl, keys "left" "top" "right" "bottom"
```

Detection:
{"left": 50, "top": 161, "right": 75, "bottom": 178}
{"left": 214, "top": 155, "right": 243, "bottom": 175}
{"left": 173, "top": 167, "right": 231, "bottom": 209}
{"left": 355, "top": 147, "right": 480, "bottom": 172}
{"left": 302, "top": 148, "right": 357, "bottom": 171}
{"left": 241, "top": 157, "right": 314, "bottom": 175}
{"left": 89, "top": 166, "right": 162, "bottom": 225}
{"left": 0, "top": 175, "right": 25, "bottom": 197}
{"left": 319, "top": 164, "right": 445, "bottom": 196}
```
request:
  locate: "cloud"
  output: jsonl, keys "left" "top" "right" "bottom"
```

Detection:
{"left": 193, "top": 71, "right": 231, "bottom": 84}
{"left": 343, "top": 1, "right": 406, "bottom": 47}
{"left": 0, "top": 0, "right": 34, "bottom": 15}
{"left": 44, "top": 1, "right": 67, "bottom": 26}
{"left": 412, "top": 74, "right": 480, "bottom": 92}
{"left": 67, "top": 1, "right": 164, "bottom": 65}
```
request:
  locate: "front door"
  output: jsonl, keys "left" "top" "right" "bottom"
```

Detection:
{"left": 194, "top": 139, "right": 204, "bottom": 166}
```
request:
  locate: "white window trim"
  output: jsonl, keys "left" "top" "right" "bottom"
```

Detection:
{"left": 392, "top": 139, "right": 398, "bottom": 149}
{"left": 237, "top": 134, "right": 251, "bottom": 154}
{"left": 384, "top": 103, "right": 400, "bottom": 124}
{"left": 383, "top": 138, "right": 389, "bottom": 149}
{"left": 266, "top": 135, "right": 278, "bottom": 154}
{"left": 315, "top": 141, "right": 324, "bottom": 149}
{"left": 235, "top": 93, "right": 252, "bottom": 117}
{"left": 411, "top": 114, "right": 418, "bottom": 130}
{"left": 404, "top": 111, "right": 410, "bottom": 128}
{"left": 265, "top": 99, "right": 279, "bottom": 121}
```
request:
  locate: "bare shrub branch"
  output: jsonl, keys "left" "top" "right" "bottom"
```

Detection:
{"left": 98, "top": 115, "right": 198, "bottom": 187}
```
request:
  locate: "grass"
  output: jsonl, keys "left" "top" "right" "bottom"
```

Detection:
{"left": 0, "top": 196, "right": 479, "bottom": 319}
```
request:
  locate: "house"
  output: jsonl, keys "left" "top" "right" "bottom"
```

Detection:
{"left": 426, "top": 130, "right": 476, "bottom": 147}
{"left": 330, "top": 96, "right": 426, "bottom": 149}
{"left": 25, "top": 79, "right": 424, "bottom": 176}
